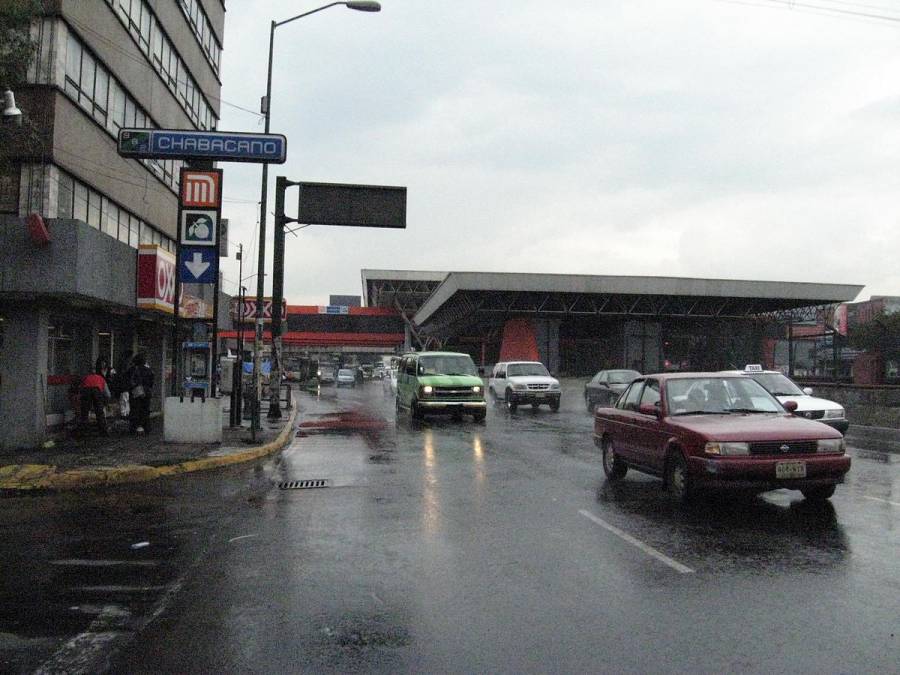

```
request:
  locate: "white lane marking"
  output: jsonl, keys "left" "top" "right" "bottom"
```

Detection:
{"left": 578, "top": 509, "right": 695, "bottom": 574}
{"left": 50, "top": 559, "right": 158, "bottom": 567}
{"left": 863, "top": 496, "right": 900, "bottom": 507}
{"left": 228, "top": 533, "right": 259, "bottom": 544}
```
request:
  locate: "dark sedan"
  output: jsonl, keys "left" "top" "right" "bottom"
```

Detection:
{"left": 592, "top": 373, "right": 851, "bottom": 503}
{"left": 584, "top": 369, "right": 641, "bottom": 412}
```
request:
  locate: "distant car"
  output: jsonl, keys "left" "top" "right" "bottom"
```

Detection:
{"left": 318, "top": 365, "right": 336, "bottom": 384}
{"left": 584, "top": 369, "right": 641, "bottom": 412}
{"left": 721, "top": 365, "right": 849, "bottom": 434}
{"left": 336, "top": 368, "right": 356, "bottom": 387}
{"left": 396, "top": 351, "right": 486, "bottom": 421}
{"left": 489, "top": 361, "right": 560, "bottom": 412}
{"left": 593, "top": 373, "right": 850, "bottom": 503}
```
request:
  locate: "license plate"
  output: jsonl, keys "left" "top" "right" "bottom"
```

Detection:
{"left": 776, "top": 461, "right": 806, "bottom": 479}
{"left": 533, "top": 393, "right": 545, "bottom": 399}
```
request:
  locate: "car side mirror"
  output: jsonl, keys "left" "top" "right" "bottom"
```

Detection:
{"left": 783, "top": 400, "right": 799, "bottom": 413}
{"left": 802, "top": 387, "right": 813, "bottom": 396}
{"left": 638, "top": 403, "right": 660, "bottom": 417}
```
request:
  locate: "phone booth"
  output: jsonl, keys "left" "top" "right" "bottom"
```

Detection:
{"left": 182, "top": 341, "right": 212, "bottom": 396}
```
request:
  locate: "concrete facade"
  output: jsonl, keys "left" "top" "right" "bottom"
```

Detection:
{"left": 0, "top": 1, "right": 225, "bottom": 450}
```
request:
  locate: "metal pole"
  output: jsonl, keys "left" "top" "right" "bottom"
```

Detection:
{"left": 236, "top": 246, "right": 244, "bottom": 422}
{"left": 268, "top": 176, "right": 288, "bottom": 418}
{"left": 251, "top": 20, "right": 276, "bottom": 440}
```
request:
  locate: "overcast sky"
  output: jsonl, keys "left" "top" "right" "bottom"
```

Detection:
{"left": 215, "top": 0, "right": 900, "bottom": 306}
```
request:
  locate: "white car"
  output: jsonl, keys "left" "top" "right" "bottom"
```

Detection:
{"left": 489, "top": 361, "right": 560, "bottom": 412}
{"left": 336, "top": 368, "right": 356, "bottom": 387}
{"left": 722, "top": 365, "right": 848, "bottom": 434}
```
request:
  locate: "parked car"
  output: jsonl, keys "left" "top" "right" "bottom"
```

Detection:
{"left": 720, "top": 365, "right": 849, "bottom": 433}
{"left": 488, "top": 361, "right": 560, "bottom": 412}
{"left": 593, "top": 373, "right": 850, "bottom": 503}
{"left": 336, "top": 368, "right": 356, "bottom": 387}
{"left": 584, "top": 369, "right": 641, "bottom": 412}
{"left": 396, "top": 352, "right": 486, "bottom": 421}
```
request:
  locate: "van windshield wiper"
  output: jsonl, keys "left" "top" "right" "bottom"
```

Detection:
{"left": 725, "top": 408, "right": 771, "bottom": 414}
{"left": 672, "top": 410, "right": 730, "bottom": 416}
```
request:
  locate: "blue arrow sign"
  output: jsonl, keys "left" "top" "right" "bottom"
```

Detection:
{"left": 118, "top": 129, "right": 287, "bottom": 164}
{"left": 179, "top": 246, "right": 219, "bottom": 284}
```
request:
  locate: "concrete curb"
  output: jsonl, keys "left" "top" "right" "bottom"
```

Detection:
{"left": 0, "top": 407, "right": 298, "bottom": 492}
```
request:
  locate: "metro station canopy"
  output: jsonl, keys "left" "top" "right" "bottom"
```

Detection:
{"left": 363, "top": 270, "right": 864, "bottom": 337}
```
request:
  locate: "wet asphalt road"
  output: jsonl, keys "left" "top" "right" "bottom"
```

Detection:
{"left": 2, "top": 379, "right": 899, "bottom": 673}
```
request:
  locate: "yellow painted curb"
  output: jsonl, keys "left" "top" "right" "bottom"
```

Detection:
{"left": 0, "top": 407, "right": 298, "bottom": 492}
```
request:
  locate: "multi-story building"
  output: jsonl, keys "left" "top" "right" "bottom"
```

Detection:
{"left": 0, "top": 0, "right": 225, "bottom": 449}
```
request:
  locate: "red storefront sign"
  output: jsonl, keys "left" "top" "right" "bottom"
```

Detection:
{"left": 137, "top": 244, "right": 176, "bottom": 313}
{"left": 230, "top": 297, "right": 286, "bottom": 323}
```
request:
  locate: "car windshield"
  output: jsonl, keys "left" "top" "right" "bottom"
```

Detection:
{"left": 667, "top": 377, "right": 784, "bottom": 415}
{"left": 338, "top": 369, "right": 354, "bottom": 377}
{"left": 608, "top": 370, "right": 641, "bottom": 384}
{"left": 418, "top": 355, "right": 478, "bottom": 376}
{"left": 507, "top": 363, "right": 550, "bottom": 377}
{"left": 747, "top": 372, "right": 805, "bottom": 396}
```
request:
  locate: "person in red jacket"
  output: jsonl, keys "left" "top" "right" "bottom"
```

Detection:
{"left": 80, "top": 370, "right": 110, "bottom": 436}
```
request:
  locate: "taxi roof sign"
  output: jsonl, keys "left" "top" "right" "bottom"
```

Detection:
{"left": 744, "top": 364, "right": 764, "bottom": 373}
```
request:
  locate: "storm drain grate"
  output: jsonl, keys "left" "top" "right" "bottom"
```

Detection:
{"left": 279, "top": 479, "right": 330, "bottom": 490}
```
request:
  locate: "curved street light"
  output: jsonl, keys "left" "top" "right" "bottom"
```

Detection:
{"left": 251, "top": 2, "right": 381, "bottom": 432}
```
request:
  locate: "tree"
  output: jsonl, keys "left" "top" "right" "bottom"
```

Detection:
{"left": 0, "top": 0, "right": 40, "bottom": 91}
{"left": 848, "top": 311, "right": 900, "bottom": 361}
{"left": 0, "top": 1, "right": 44, "bottom": 195}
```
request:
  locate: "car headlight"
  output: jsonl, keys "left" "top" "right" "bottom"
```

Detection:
{"left": 817, "top": 438, "right": 845, "bottom": 454}
{"left": 472, "top": 385, "right": 481, "bottom": 393}
{"left": 422, "top": 385, "right": 433, "bottom": 395}
{"left": 705, "top": 441, "right": 750, "bottom": 456}
{"left": 550, "top": 382, "right": 560, "bottom": 390}
{"left": 823, "top": 408, "right": 845, "bottom": 420}
{"left": 512, "top": 383, "right": 527, "bottom": 391}
{"left": 317, "top": 370, "right": 322, "bottom": 377}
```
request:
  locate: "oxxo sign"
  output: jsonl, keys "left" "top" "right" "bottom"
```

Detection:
{"left": 137, "top": 245, "right": 176, "bottom": 313}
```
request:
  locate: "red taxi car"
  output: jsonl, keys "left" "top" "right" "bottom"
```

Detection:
{"left": 593, "top": 373, "right": 851, "bottom": 502}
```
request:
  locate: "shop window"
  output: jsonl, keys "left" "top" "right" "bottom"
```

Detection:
{"left": 48, "top": 322, "right": 74, "bottom": 376}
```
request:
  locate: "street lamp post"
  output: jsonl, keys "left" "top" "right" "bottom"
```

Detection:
{"left": 252, "top": 1, "right": 381, "bottom": 431}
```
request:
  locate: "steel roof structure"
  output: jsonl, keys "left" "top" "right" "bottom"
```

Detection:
{"left": 403, "top": 272, "right": 862, "bottom": 337}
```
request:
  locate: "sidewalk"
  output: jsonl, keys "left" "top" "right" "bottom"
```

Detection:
{"left": 0, "top": 401, "right": 297, "bottom": 492}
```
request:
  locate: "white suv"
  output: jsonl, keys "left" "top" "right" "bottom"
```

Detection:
{"left": 489, "top": 361, "right": 561, "bottom": 412}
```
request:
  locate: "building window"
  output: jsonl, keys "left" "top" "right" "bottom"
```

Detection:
{"left": 57, "top": 172, "right": 74, "bottom": 218}
{"left": 103, "top": 0, "right": 219, "bottom": 131}
{"left": 0, "top": 166, "right": 19, "bottom": 214}
{"left": 59, "top": 23, "right": 188, "bottom": 194}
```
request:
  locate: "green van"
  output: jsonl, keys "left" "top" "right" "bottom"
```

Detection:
{"left": 396, "top": 352, "right": 487, "bottom": 421}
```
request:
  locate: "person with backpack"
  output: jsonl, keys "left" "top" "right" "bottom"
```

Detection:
{"left": 129, "top": 353, "right": 154, "bottom": 434}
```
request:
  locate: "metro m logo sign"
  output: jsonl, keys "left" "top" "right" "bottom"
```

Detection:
{"left": 180, "top": 170, "right": 222, "bottom": 208}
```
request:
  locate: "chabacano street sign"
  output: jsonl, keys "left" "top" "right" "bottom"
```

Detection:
{"left": 118, "top": 128, "right": 287, "bottom": 164}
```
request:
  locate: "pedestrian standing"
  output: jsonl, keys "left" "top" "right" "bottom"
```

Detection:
{"left": 79, "top": 369, "right": 111, "bottom": 436}
{"left": 115, "top": 350, "right": 133, "bottom": 421}
{"left": 129, "top": 353, "right": 154, "bottom": 434}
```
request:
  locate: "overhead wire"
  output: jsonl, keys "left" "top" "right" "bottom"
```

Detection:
{"left": 713, "top": 0, "right": 900, "bottom": 25}
{"left": 66, "top": 15, "right": 264, "bottom": 119}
